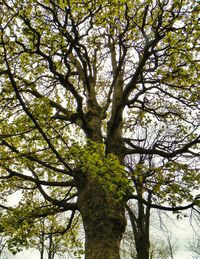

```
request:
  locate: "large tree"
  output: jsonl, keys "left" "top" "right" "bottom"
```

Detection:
{"left": 0, "top": 0, "right": 200, "bottom": 258}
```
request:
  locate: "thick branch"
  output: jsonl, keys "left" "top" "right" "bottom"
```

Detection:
{"left": 124, "top": 137, "right": 200, "bottom": 158}
{"left": 4, "top": 168, "right": 76, "bottom": 187}
{"left": 30, "top": 169, "right": 78, "bottom": 211}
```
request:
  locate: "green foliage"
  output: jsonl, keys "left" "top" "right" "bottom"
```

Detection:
{"left": 70, "top": 140, "right": 132, "bottom": 200}
{"left": 0, "top": 200, "right": 83, "bottom": 257}
{"left": 0, "top": 0, "right": 199, "bottom": 257}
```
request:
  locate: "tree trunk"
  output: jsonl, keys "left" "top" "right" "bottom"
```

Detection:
{"left": 40, "top": 229, "right": 45, "bottom": 259}
{"left": 135, "top": 235, "right": 150, "bottom": 259}
{"left": 77, "top": 177, "right": 126, "bottom": 259}
{"left": 48, "top": 232, "right": 53, "bottom": 259}
{"left": 127, "top": 202, "right": 150, "bottom": 259}
{"left": 134, "top": 215, "right": 150, "bottom": 259}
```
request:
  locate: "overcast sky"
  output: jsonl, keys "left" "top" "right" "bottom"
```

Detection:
{"left": 4, "top": 215, "right": 194, "bottom": 259}
{"left": 4, "top": 192, "right": 197, "bottom": 259}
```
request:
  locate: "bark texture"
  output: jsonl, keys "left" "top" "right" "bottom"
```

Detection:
{"left": 127, "top": 199, "right": 151, "bottom": 259}
{"left": 78, "top": 177, "right": 126, "bottom": 259}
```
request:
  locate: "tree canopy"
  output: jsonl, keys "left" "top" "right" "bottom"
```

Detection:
{"left": 0, "top": 0, "right": 200, "bottom": 258}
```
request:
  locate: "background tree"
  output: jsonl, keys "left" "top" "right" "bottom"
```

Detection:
{"left": 188, "top": 208, "right": 200, "bottom": 259}
{"left": 189, "top": 234, "right": 200, "bottom": 259}
{"left": 125, "top": 125, "right": 198, "bottom": 259}
{"left": 161, "top": 228, "right": 177, "bottom": 259}
{"left": 0, "top": 197, "right": 83, "bottom": 259}
{"left": 121, "top": 229, "right": 175, "bottom": 259}
{"left": 0, "top": 1, "right": 200, "bottom": 258}
{"left": 0, "top": 235, "right": 11, "bottom": 259}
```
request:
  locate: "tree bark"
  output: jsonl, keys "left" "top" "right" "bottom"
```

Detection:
{"left": 127, "top": 202, "right": 150, "bottom": 259}
{"left": 77, "top": 105, "right": 126, "bottom": 258}
{"left": 40, "top": 229, "right": 45, "bottom": 259}
{"left": 77, "top": 177, "right": 126, "bottom": 259}
{"left": 135, "top": 234, "right": 150, "bottom": 259}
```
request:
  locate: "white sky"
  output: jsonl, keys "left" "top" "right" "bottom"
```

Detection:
{"left": 4, "top": 177, "right": 197, "bottom": 259}
{"left": 4, "top": 216, "right": 195, "bottom": 259}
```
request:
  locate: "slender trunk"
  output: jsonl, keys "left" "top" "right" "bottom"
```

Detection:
{"left": 48, "top": 231, "right": 54, "bottom": 259}
{"left": 78, "top": 178, "right": 126, "bottom": 259}
{"left": 40, "top": 247, "right": 44, "bottom": 259}
{"left": 40, "top": 249, "right": 44, "bottom": 259}
{"left": 40, "top": 229, "right": 45, "bottom": 259}
{"left": 127, "top": 199, "right": 150, "bottom": 259}
{"left": 135, "top": 206, "right": 150, "bottom": 259}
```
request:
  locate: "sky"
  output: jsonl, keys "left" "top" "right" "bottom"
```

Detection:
{"left": 4, "top": 190, "right": 197, "bottom": 259}
{"left": 3, "top": 215, "right": 195, "bottom": 259}
{"left": 152, "top": 210, "right": 195, "bottom": 259}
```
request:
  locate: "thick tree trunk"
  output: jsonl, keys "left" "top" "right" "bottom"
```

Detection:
{"left": 85, "top": 230, "right": 122, "bottom": 259}
{"left": 78, "top": 177, "right": 126, "bottom": 259}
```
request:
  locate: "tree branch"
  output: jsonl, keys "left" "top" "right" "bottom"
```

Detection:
{"left": 4, "top": 168, "right": 77, "bottom": 187}
{"left": 128, "top": 194, "right": 198, "bottom": 212}
{"left": 123, "top": 137, "right": 200, "bottom": 158}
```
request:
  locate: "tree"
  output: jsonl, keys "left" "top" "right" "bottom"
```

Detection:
{"left": 161, "top": 228, "right": 177, "bottom": 259}
{"left": 0, "top": 196, "right": 83, "bottom": 258}
{"left": 189, "top": 235, "right": 200, "bottom": 259}
{"left": 188, "top": 208, "right": 200, "bottom": 259}
{"left": 0, "top": 0, "right": 200, "bottom": 258}
{"left": 0, "top": 235, "right": 11, "bottom": 259}
{"left": 149, "top": 238, "right": 172, "bottom": 259}
{"left": 121, "top": 229, "right": 175, "bottom": 259}
{"left": 125, "top": 126, "right": 198, "bottom": 259}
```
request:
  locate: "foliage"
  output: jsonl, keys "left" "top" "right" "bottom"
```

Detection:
{"left": 70, "top": 140, "right": 131, "bottom": 200}
{"left": 0, "top": 199, "right": 83, "bottom": 258}
{"left": 0, "top": 0, "right": 200, "bottom": 257}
